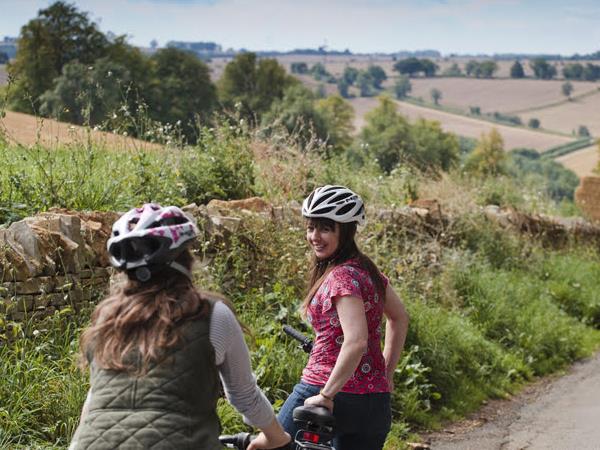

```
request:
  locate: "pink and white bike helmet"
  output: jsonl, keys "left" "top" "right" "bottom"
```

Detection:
{"left": 302, "top": 185, "right": 366, "bottom": 226}
{"left": 107, "top": 203, "right": 198, "bottom": 280}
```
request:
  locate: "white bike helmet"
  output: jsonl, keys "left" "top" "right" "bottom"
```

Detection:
{"left": 107, "top": 203, "right": 198, "bottom": 280}
{"left": 302, "top": 185, "right": 366, "bottom": 226}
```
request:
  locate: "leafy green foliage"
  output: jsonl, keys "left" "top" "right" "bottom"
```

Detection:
{"left": 465, "top": 128, "right": 506, "bottom": 176}
{"left": 367, "top": 65, "right": 387, "bottom": 89}
{"left": 261, "top": 84, "right": 329, "bottom": 149}
{"left": 360, "top": 96, "right": 458, "bottom": 173}
{"left": 394, "top": 75, "right": 412, "bottom": 99}
{"left": 394, "top": 58, "right": 438, "bottom": 77}
{"left": 507, "top": 149, "right": 580, "bottom": 201}
{"left": 8, "top": 1, "right": 109, "bottom": 112}
{"left": 147, "top": 47, "right": 216, "bottom": 141}
{"left": 219, "top": 53, "right": 294, "bottom": 121}
{"left": 179, "top": 123, "right": 255, "bottom": 204}
{"left": 510, "top": 60, "right": 525, "bottom": 78}
{"left": 530, "top": 58, "right": 557, "bottom": 80}
{"left": 465, "top": 60, "right": 498, "bottom": 78}
{"left": 315, "top": 95, "right": 355, "bottom": 154}
{"left": 39, "top": 57, "right": 130, "bottom": 126}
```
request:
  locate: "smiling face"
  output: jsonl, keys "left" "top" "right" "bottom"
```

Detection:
{"left": 306, "top": 218, "right": 340, "bottom": 261}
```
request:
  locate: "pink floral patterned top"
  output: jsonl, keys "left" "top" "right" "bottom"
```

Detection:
{"left": 301, "top": 258, "right": 390, "bottom": 394}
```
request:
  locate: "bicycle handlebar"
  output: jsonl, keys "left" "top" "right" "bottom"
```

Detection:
{"left": 218, "top": 432, "right": 292, "bottom": 449}
{"left": 283, "top": 325, "right": 313, "bottom": 353}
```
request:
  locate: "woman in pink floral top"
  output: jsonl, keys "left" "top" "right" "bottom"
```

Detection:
{"left": 278, "top": 185, "right": 410, "bottom": 450}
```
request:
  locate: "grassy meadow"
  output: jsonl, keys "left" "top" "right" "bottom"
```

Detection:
{"left": 1, "top": 119, "right": 600, "bottom": 449}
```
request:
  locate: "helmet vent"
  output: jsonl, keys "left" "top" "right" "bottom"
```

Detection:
{"left": 312, "top": 206, "right": 336, "bottom": 215}
{"left": 337, "top": 203, "right": 355, "bottom": 215}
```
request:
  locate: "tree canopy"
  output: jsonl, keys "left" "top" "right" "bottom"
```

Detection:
{"left": 219, "top": 52, "right": 294, "bottom": 121}
{"left": 8, "top": 1, "right": 109, "bottom": 112}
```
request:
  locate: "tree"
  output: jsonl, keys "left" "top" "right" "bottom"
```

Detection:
{"left": 465, "top": 60, "right": 479, "bottom": 77}
{"left": 356, "top": 71, "right": 375, "bottom": 97}
{"left": 442, "top": 63, "right": 462, "bottom": 77}
{"left": 530, "top": 58, "right": 557, "bottom": 80}
{"left": 561, "top": 81, "right": 574, "bottom": 100}
{"left": 578, "top": 125, "right": 590, "bottom": 137}
{"left": 315, "top": 95, "right": 355, "bottom": 153}
{"left": 290, "top": 62, "right": 308, "bottom": 74}
{"left": 563, "top": 63, "right": 584, "bottom": 80}
{"left": 219, "top": 52, "right": 294, "bottom": 121}
{"left": 528, "top": 118, "right": 540, "bottom": 129}
{"left": 393, "top": 57, "right": 422, "bottom": 77}
{"left": 367, "top": 65, "right": 387, "bottom": 89}
{"left": 465, "top": 128, "right": 506, "bottom": 176}
{"left": 261, "top": 84, "right": 329, "bottom": 149}
{"left": 430, "top": 88, "right": 442, "bottom": 105}
{"left": 310, "top": 62, "right": 330, "bottom": 81}
{"left": 0, "top": 52, "right": 8, "bottom": 64}
{"left": 337, "top": 78, "right": 350, "bottom": 98}
{"left": 39, "top": 57, "right": 130, "bottom": 126}
{"left": 479, "top": 60, "right": 498, "bottom": 78}
{"left": 394, "top": 75, "right": 412, "bottom": 99}
{"left": 8, "top": 1, "right": 109, "bottom": 112}
{"left": 510, "top": 61, "right": 525, "bottom": 78}
{"left": 421, "top": 59, "right": 439, "bottom": 77}
{"left": 147, "top": 47, "right": 217, "bottom": 140}
{"left": 360, "top": 96, "right": 413, "bottom": 172}
{"left": 411, "top": 119, "right": 459, "bottom": 172}
{"left": 342, "top": 66, "right": 359, "bottom": 85}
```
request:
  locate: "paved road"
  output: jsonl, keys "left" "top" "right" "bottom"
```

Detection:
{"left": 428, "top": 351, "right": 600, "bottom": 450}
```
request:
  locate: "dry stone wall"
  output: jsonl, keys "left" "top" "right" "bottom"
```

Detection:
{"left": 1, "top": 197, "right": 599, "bottom": 325}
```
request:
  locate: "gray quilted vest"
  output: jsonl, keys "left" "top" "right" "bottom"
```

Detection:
{"left": 73, "top": 303, "right": 221, "bottom": 449}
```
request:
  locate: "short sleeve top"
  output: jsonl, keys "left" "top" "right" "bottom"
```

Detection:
{"left": 301, "top": 258, "right": 390, "bottom": 394}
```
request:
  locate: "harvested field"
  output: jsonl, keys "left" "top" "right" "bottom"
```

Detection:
{"left": 349, "top": 97, "right": 573, "bottom": 151}
{"left": 399, "top": 78, "right": 600, "bottom": 115}
{"left": 556, "top": 144, "right": 599, "bottom": 179}
{"left": 0, "top": 111, "right": 161, "bottom": 151}
{"left": 520, "top": 93, "right": 600, "bottom": 137}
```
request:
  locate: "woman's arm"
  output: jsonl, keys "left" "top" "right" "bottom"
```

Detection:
{"left": 382, "top": 284, "right": 409, "bottom": 391}
{"left": 211, "top": 302, "right": 290, "bottom": 449}
{"left": 304, "top": 295, "right": 368, "bottom": 411}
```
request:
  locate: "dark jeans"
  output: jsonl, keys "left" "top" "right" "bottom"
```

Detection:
{"left": 277, "top": 382, "right": 391, "bottom": 450}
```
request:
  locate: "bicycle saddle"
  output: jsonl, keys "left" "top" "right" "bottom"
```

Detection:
{"left": 293, "top": 405, "right": 336, "bottom": 429}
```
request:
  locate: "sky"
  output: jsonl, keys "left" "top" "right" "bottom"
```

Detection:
{"left": 2, "top": 0, "right": 600, "bottom": 55}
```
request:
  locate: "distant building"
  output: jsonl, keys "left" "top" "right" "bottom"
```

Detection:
{"left": 0, "top": 36, "right": 18, "bottom": 60}
{"left": 166, "top": 41, "right": 224, "bottom": 57}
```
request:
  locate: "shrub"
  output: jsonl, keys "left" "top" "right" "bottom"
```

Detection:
{"left": 179, "top": 123, "right": 255, "bottom": 204}
{"left": 528, "top": 118, "right": 540, "bottom": 129}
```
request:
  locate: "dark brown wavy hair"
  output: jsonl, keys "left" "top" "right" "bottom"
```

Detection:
{"left": 301, "top": 217, "right": 386, "bottom": 315}
{"left": 79, "top": 249, "right": 213, "bottom": 375}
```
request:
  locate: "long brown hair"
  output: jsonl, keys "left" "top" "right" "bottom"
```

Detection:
{"left": 301, "top": 217, "right": 385, "bottom": 315}
{"left": 79, "top": 250, "right": 211, "bottom": 375}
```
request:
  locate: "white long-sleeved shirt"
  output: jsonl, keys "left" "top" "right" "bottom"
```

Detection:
{"left": 210, "top": 300, "right": 275, "bottom": 427}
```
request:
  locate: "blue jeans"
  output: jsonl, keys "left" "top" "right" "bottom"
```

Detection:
{"left": 277, "top": 382, "right": 391, "bottom": 450}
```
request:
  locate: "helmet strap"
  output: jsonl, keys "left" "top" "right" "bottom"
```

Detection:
{"left": 169, "top": 261, "right": 193, "bottom": 280}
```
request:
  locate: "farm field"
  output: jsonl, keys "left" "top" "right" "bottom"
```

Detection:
{"left": 208, "top": 56, "right": 561, "bottom": 82}
{"left": 0, "top": 110, "right": 160, "bottom": 151}
{"left": 400, "top": 78, "right": 600, "bottom": 115}
{"left": 349, "top": 97, "right": 573, "bottom": 152}
{"left": 520, "top": 93, "right": 600, "bottom": 136}
{"left": 556, "top": 144, "right": 599, "bottom": 178}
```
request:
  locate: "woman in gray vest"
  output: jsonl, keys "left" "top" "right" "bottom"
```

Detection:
{"left": 70, "top": 203, "right": 290, "bottom": 450}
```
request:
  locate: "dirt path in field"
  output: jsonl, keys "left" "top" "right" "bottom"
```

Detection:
{"left": 424, "top": 350, "right": 600, "bottom": 450}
